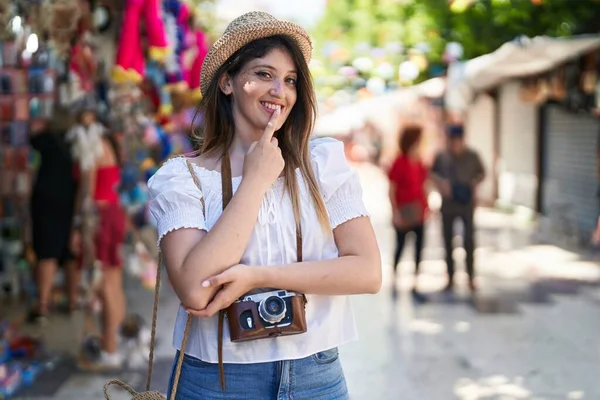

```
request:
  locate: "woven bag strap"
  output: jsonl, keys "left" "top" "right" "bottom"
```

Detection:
{"left": 144, "top": 159, "right": 206, "bottom": 399}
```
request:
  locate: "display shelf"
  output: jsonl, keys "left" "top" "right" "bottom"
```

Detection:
{"left": 0, "top": 43, "right": 58, "bottom": 302}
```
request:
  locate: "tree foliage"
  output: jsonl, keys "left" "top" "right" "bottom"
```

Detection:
{"left": 313, "top": 0, "right": 600, "bottom": 67}
{"left": 424, "top": 0, "right": 600, "bottom": 60}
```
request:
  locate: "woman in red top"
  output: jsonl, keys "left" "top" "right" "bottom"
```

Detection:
{"left": 91, "top": 130, "right": 127, "bottom": 368}
{"left": 387, "top": 126, "right": 428, "bottom": 297}
{"left": 72, "top": 109, "right": 127, "bottom": 369}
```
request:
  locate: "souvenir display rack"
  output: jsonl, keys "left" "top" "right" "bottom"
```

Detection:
{"left": 0, "top": 40, "right": 59, "bottom": 300}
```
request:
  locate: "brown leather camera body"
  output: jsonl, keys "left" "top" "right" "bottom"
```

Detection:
{"left": 226, "top": 293, "right": 307, "bottom": 342}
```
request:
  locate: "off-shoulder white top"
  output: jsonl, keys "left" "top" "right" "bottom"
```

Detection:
{"left": 147, "top": 137, "right": 369, "bottom": 363}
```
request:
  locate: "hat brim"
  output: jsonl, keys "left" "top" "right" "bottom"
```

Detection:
{"left": 200, "top": 20, "right": 312, "bottom": 98}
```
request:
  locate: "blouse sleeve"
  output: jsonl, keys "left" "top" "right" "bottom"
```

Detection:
{"left": 310, "top": 137, "right": 369, "bottom": 229}
{"left": 147, "top": 158, "right": 207, "bottom": 247}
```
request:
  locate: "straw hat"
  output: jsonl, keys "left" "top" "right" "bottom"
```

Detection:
{"left": 200, "top": 11, "right": 312, "bottom": 97}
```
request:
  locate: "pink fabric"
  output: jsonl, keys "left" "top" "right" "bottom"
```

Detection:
{"left": 177, "top": 2, "right": 191, "bottom": 24}
{"left": 115, "top": 0, "right": 168, "bottom": 79}
{"left": 144, "top": 0, "right": 168, "bottom": 49}
{"left": 176, "top": 2, "right": 192, "bottom": 83}
{"left": 187, "top": 30, "right": 209, "bottom": 91}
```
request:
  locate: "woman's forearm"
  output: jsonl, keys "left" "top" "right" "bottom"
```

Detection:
{"left": 256, "top": 254, "right": 382, "bottom": 296}
{"left": 179, "top": 178, "right": 265, "bottom": 307}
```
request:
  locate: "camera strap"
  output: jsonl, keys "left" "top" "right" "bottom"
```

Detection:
{"left": 135, "top": 159, "right": 207, "bottom": 400}
{"left": 216, "top": 151, "right": 304, "bottom": 390}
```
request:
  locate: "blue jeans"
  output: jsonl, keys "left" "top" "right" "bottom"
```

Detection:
{"left": 166, "top": 348, "right": 349, "bottom": 399}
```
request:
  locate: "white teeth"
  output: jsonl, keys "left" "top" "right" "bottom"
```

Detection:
{"left": 261, "top": 102, "right": 281, "bottom": 110}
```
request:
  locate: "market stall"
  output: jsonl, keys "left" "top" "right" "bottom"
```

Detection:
{"left": 0, "top": 0, "right": 213, "bottom": 393}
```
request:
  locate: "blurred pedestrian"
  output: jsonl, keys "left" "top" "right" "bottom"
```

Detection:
{"left": 431, "top": 125, "right": 485, "bottom": 292}
{"left": 387, "top": 125, "right": 428, "bottom": 299}
{"left": 70, "top": 106, "right": 127, "bottom": 369}
{"left": 28, "top": 107, "right": 80, "bottom": 323}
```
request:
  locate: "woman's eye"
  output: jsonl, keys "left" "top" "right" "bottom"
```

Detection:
{"left": 256, "top": 71, "right": 271, "bottom": 79}
{"left": 286, "top": 77, "right": 297, "bottom": 85}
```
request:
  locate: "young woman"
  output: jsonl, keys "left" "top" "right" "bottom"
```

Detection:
{"left": 70, "top": 108, "right": 127, "bottom": 368}
{"left": 388, "top": 125, "right": 428, "bottom": 298}
{"left": 148, "top": 11, "right": 381, "bottom": 399}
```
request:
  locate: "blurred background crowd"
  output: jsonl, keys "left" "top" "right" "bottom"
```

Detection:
{"left": 0, "top": 0, "right": 599, "bottom": 398}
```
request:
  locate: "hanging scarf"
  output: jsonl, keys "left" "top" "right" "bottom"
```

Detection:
{"left": 66, "top": 122, "right": 105, "bottom": 171}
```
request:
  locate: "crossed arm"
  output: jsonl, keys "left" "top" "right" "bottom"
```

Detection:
{"left": 160, "top": 181, "right": 382, "bottom": 318}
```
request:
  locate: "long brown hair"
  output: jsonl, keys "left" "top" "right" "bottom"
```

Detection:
{"left": 193, "top": 35, "right": 330, "bottom": 232}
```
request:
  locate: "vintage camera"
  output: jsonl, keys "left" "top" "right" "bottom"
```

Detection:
{"left": 226, "top": 289, "right": 307, "bottom": 342}
{"left": 240, "top": 290, "right": 295, "bottom": 329}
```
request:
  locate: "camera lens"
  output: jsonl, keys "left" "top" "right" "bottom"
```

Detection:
{"left": 267, "top": 298, "right": 282, "bottom": 314}
{"left": 258, "top": 296, "right": 287, "bottom": 324}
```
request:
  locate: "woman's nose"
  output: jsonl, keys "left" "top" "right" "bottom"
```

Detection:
{"left": 270, "top": 80, "right": 284, "bottom": 97}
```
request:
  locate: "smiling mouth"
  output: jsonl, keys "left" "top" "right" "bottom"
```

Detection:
{"left": 260, "top": 101, "right": 284, "bottom": 114}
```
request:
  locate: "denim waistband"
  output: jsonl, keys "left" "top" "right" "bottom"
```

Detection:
{"left": 166, "top": 348, "right": 349, "bottom": 399}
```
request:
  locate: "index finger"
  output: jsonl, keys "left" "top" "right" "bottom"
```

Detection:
{"left": 260, "top": 108, "right": 281, "bottom": 144}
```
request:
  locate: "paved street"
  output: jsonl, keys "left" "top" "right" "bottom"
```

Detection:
{"left": 13, "top": 163, "right": 600, "bottom": 400}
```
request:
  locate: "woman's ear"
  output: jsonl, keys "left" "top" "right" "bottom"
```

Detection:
{"left": 218, "top": 74, "right": 233, "bottom": 95}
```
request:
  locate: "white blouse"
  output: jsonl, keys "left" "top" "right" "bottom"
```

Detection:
{"left": 147, "top": 137, "right": 369, "bottom": 364}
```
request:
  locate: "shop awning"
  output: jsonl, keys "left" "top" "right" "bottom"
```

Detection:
{"left": 314, "top": 77, "right": 445, "bottom": 137}
{"left": 445, "top": 34, "right": 600, "bottom": 111}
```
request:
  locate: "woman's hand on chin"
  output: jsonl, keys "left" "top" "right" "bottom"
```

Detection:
{"left": 184, "top": 264, "right": 264, "bottom": 318}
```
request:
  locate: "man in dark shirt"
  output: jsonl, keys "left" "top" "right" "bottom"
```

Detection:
{"left": 432, "top": 125, "right": 485, "bottom": 291}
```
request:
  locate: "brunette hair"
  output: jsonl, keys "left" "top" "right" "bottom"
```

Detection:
{"left": 399, "top": 125, "right": 423, "bottom": 154}
{"left": 194, "top": 35, "right": 330, "bottom": 232}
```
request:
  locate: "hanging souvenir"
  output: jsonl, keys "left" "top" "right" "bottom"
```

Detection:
{"left": 31, "top": 42, "right": 51, "bottom": 69}
{"left": 564, "top": 61, "right": 585, "bottom": 112}
{"left": 163, "top": 10, "right": 183, "bottom": 89}
{"left": 42, "top": 98, "right": 54, "bottom": 118}
{"left": 28, "top": 70, "right": 44, "bottom": 94}
{"left": 145, "top": 61, "right": 172, "bottom": 116}
{"left": 2, "top": 41, "right": 18, "bottom": 67}
{"left": 69, "top": 33, "right": 97, "bottom": 93}
{"left": 10, "top": 122, "right": 27, "bottom": 147}
{"left": 519, "top": 78, "right": 537, "bottom": 103}
{"left": 15, "top": 171, "right": 30, "bottom": 198}
{"left": 549, "top": 66, "right": 566, "bottom": 101}
{"left": 1, "top": 170, "right": 14, "bottom": 196}
{"left": 93, "top": 5, "right": 112, "bottom": 33}
{"left": 66, "top": 97, "right": 106, "bottom": 172}
{"left": 581, "top": 51, "right": 598, "bottom": 95}
{"left": 0, "top": 71, "right": 12, "bottom": 94}
{"left": 163, "top": 0, "right": 192, "bottom": 91}
{"left": 533, "top": 76, "right": 550, "bottom": 105}
{"left": 0, "top": 98, "right": 14, "bottom": 121}
{"left": 29, "top": 97, "right": 41, "bottom": 119}
{"left": 112, "top": 0, "right": 170, "bottom": 84}
{"left": 77, "top": 0, "right": 94, "bottom": 34}
{"left": 47, "top": 0, "right": 81, "bottom": 58}
{"left": 183, "top": 23, "right": 209, "bottom": 101}
{"left": 15, "top": 98, "right": 29, "bottom": 120}
{"left": 0, "top": 0, "right": 15, "bottom": 41}
{"left": 0, "top": 124, "right": 10, "bottom": 145}
{"left": 25, "top": 0, "right": 46, "bottom": 37}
